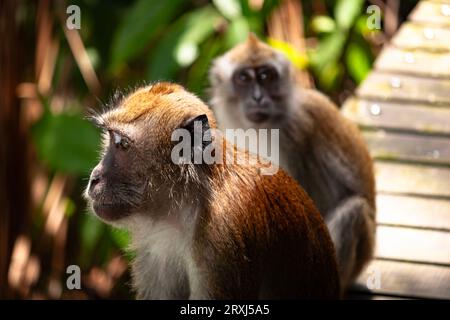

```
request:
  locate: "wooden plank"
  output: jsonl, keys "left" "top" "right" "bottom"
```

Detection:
{"left": 363, "top": 130, "right": 450, "bottom": 165}
{"left": 377, "top": 194, "right": 450, "bottom": 230}
{"left": 375, "top": 45, "right": 450, "bottom": 77}
{"left": 375, "top": 225, "right": 450, "bottom": 265}
{"left": 392, "top": 22, "right": 450, "bottom": 52}
{"left": 357, "top": 72, "right": 450, "bottom": 105}
{"left": 410, "top": 1, "right": 450, "bottom": 26}
{"left": 375, "top": 161, "right": 450, "bottom": 197}
{"left": 355, "top": 259, "right": 450, "bottom": 299}
{"left": 342, "top": 98, "right": 450, "bottom": 135}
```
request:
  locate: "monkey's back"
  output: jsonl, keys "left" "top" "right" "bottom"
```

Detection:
{"left": 196, "top": 165, "right": 341, "bottom": 299}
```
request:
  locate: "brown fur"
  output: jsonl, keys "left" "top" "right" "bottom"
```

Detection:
{"left": 103, "top": 83, "right": 217, "bottom": 127}
{"left": 87, "top": 82, "right": 341, "bottom": 299}
{"left": 297, "top": 90, "right": 376, "bottom": 209}
{"left": 227, "top": 33, "right": 277, "bottom": 66}
{"left": 196, "top": 156, "right": 341, "bottom": 299}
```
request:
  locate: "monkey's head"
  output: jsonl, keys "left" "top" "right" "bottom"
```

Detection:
{"left": 210, "top": 33, "right": 295, "bottom": 126}
{"left": 85, "top": 82, "right": 216, "bottom": 223}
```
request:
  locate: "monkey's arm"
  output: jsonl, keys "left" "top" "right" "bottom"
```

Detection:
{"left": 317, "top": 136, "right": 377, "bottom": 289}
{"left": 303, "top": 89, "right": 375, "bottom": 202}
{"left": 302, "top": 90, "right": 377, "bottom": 290}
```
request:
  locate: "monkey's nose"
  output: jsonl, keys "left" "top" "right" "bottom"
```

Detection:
{"left": 90, "top": 175, "right": 100, "bottom": 187}
{"left": 252, "top": 85, "right": 263, "bottom": 103}
{"left": 252, "top": 92, "right": 263, "bottom": 103}
{"left": 88, "top": 168, "right": 102, "bottom": 194}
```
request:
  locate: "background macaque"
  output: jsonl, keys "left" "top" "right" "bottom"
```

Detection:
{"left": 85, "top": 82, "right": 340, "bottom": 299}
{"left": 209, "top": 34, "right": 376, "bottom": 290}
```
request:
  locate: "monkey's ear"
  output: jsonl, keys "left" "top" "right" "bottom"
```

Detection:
{"left": 182, "top": 114, "right": 212, "bottom": 150}
{"left": 183, "top": 114, "right": 210, "bottom": 132}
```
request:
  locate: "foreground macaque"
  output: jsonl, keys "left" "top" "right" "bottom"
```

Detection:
{"left": 85, "top": 82, "right": 340, "bottom": 299}
{"left": 209, "top": 34, "right": 376, "bottom": 290}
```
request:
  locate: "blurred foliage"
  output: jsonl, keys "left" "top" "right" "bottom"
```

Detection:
{"left": 32, "top": 109, "right": 101, "bottom": 175}
{"left": 21, "top": 0, "right": 417, "bottom": 298}
{"left": 308, "top": 0, "right": 374, "bottom": 90}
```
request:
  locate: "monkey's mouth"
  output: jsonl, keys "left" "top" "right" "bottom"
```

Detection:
{"left": 92, "top": 202, "right": 131, "bottom": 221}
{"left": 246, "top": 111, "right": 270, "bottom": 123}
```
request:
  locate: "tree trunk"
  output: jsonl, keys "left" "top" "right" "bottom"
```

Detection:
{"left": 0, "top": 0, "right": 31, "bottom": 299}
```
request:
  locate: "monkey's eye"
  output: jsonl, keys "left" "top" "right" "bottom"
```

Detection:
{"left": 257, "top": 68, "right": 277, "bottom": 82}
{"left": 234, "top": 70, "right": 252, "bottom": 85}
{"left": 111, "top": 131, "right": 130, "bottom": 150}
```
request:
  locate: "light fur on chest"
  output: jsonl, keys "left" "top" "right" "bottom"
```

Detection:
{"left": 127, "top": 209, "right": 205, "bottom": 299}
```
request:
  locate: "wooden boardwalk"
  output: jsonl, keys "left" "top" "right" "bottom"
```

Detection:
{"left": 343, "top": 0, "right": 450, "bottom": 299}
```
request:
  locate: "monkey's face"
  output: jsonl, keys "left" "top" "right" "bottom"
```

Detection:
{"left": 85, "top": 82, "right": 217, "bottom": 223}
{"left": 231, "top": 64, "right": 288, "bottom": 124}
{"left": 209, "top": 34, "right": 295, "bottom": 128}
{"left": 86, "top": 126, "right": 148, "bottom": 222}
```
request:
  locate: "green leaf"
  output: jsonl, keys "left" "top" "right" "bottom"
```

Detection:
{"left": 311, "top": 15, "right": 336, "bottom": 34}
{"left": 146, "top": 18, "right": 187, "bottom": 81}
{"left": 65, "top": 198, "right": 76, "bottom": 218}
{"left": 225, "top": 16, "right": 250, "bottom": 48}
{"left": 110, "top": 0, "right": 184, "bottom": 72}
{"left": 108, "top": 227, "right": 131, "bottom": 250}
{"left": 345, "top": 41, "right": 372, "bottom": 84}
{"left": 80, "top": 213, "right": 106, "bottom": 263}
{"left": 186, "top": 37, "right": 224, "bottom": 96}
{"left": 213, "top": 0, "right": 241, "bottom": 20}
{"left": 146, "top": 6, "right": 222, "bottom": 80}
{"left": 318, "top": 62, "right": 344, "bottom": 91}
{"left": 238, "top": 0, "right": 252, "bottom": 16}
{"left": 85, "top": 47, "right": 100, "bottom": 70}
{"left": 309, "top": 31, "right": 346, "bottom": 71}
{"left": 355, "top": 14, "right": 382, "bottom": 37}
{"left": 260, "top": 0, "right": 281, "bottom": 18}
{"left": 174, "top": 6, "right": 222, "bottom": 67}
{"left": 32, "top": 111, "right": 101, "bottom": 175}
{"left": 335, "top": 0, "right": 365, "bottom": 30}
